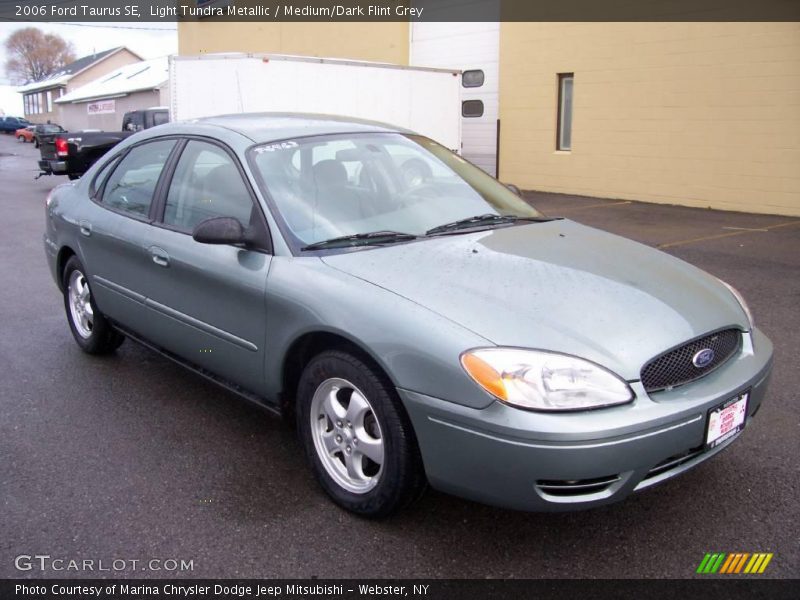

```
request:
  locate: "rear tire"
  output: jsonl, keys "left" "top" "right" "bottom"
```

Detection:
{"left": 62, "top": 256, "right": 124, "bottom": 354}
{"left": 297, "top": 350, "right": 426, "bottom": 517}
{"left": 17, "top": 135, "right": 24, "bottom": 142}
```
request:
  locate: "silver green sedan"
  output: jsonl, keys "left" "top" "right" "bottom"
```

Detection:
{"left": 44, "top": 114, "right": 773, "bottom": 517}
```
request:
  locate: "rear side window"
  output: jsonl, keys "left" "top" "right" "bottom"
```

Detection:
{"left": 91, "top": 156, "right": 120, "bottom": 197}
{"left": 101, "top": 139, "right": 176, "bottom": 218}
{"left": 153, "top": 112, "right": 169, "bottom": 126}
{"left": 163, "top": 140, "right": 254, "bottom": 232}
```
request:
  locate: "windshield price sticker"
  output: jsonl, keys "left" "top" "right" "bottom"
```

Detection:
{"left": 255, "top": 141, "right": 299, "bottom": 153}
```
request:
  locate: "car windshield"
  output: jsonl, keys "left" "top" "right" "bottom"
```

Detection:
{"left": 248, "top": 133, "right": 543, "bottom": 249}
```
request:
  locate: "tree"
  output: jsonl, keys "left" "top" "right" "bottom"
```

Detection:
{"left": 4, "top": 28, "right": 76, "bottom": 84}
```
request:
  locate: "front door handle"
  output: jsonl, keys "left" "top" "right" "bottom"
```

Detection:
{"left": 79, "top": 221, "right": 92, "bottom": 237}
{"left": 149, "top": 246, "right": 170, "bottom": 268}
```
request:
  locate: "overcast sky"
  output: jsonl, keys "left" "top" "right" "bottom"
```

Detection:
{"left": 0, "top": 22, "right": 178, "bottom": 85}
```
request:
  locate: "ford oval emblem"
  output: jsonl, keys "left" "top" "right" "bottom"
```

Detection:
{"left": 692, "top": 348, "right": 715, "bottom": 368}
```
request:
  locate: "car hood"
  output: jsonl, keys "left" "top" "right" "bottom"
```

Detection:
{"left": 321, "top": 220, "right": 749, "bottom": 381}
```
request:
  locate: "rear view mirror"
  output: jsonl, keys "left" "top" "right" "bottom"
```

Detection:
{"left": 192, "top": 217, "right": 247, "bottom": 245}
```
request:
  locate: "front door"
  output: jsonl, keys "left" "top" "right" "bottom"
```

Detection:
{"left": 138, "top": 139, "right": 272, "bottom": 395}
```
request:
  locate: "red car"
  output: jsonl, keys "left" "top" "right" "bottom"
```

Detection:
{"left": 15, "top": 126, "right": 35, "bottom": 143}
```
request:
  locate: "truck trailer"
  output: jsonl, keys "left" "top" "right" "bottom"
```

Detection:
{"left": 168, "top": 53, "right": 462, "bottom": 153}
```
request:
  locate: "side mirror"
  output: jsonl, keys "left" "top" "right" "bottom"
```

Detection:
{"left": 505, "top": 183, "right": 522, "bottom": 196}
{"left": 192, "top": 217, "right": 248, "bottom": 246}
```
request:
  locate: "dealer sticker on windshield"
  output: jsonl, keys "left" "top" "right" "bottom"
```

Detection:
{"left": 705, "top": 392, "right": 749, "bottom": 449}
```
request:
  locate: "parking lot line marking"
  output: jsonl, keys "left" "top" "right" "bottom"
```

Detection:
{"left": 658, "top": 220, "right": 800, "bottom": 249}
{"left": 555, "top": 200, "right": 633, "bottom": 213}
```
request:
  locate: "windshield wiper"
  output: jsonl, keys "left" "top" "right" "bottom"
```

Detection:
{"left": 425, "top": 213, "right": 551, "bottom": 236}
{"left": 301, "top": 230, "right": 418, "bottom": 251}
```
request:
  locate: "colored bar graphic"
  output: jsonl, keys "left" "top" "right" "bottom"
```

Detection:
{"left": 710, "top": 553, "right": 726, "bottom": 573}
{"left": 734, "top": 553, "right": 750, "bottom": 573}
{"left": 719, "top": 554, "right": 736, "bottom": 574}
{"left": 697, "top": 553, "right": 712, "bottom": 573}
{"left": 758, "top": 554, "right": 773, "bottom": 573}
{"left": 698, "top": 552, "right": 772, "bottom": 574}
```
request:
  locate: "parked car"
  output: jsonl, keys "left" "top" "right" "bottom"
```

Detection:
{"left": 37, "top": 108, "right": 168, "bottom": 180}
{"left": 0, "top": 115, "right": 32, "bottom": 133}
{"left": 44, "top": 114, "right": 773, "bottom": 517}
{"left": 15, "top": 125, "right": 35, "bottom": 143}
{"left": 33, "top": 123, "right": 66, "bottom": 148}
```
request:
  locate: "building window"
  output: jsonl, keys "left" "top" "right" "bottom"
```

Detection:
{"left": 46, "top": 90, "right": 53, "bottom": 113}
{"left": 462, "top": 100, "right": 484, "bottom": 118}
{"left": 557, "top": 73, "right": 574, "bottom": 151}
{"left": 462, "top": 69, "right": 485, "bottom": 88}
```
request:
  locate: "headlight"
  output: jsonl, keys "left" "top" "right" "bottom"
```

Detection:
{"left": 460, "top": 348, "right": 633, "bottom": 411}
{"left": 718, "top": 279, "right": 754, "bottom": 329}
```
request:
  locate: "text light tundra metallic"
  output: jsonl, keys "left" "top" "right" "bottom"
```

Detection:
{"left": 43, "top": 113, "right": 773, "bottom": 517}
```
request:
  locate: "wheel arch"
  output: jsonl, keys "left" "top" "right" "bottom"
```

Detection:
{"left": 279, "top": 329, "right": 399, "bottom": 420}
{"left": 55, "top": 246, "right": 77, "bottom": 292}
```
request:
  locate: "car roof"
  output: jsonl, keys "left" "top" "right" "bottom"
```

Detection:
{"left": 177, "top": 112, "right": 412, "bottom": 143}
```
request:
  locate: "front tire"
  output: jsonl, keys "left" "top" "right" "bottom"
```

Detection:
{"left": 62, "top": 256, "right": 124, "bottom": 354}
{"left": 297, "top": 350, "right": 426, "bottom": 517}
{"left": 18, "top": 135, "right": 25, "bottom": 142}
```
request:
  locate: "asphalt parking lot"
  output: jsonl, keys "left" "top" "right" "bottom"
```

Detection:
{"left": 1, "top": 132, "right": 798, "bottom": 579}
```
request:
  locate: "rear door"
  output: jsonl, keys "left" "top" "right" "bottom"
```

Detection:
{"left": 77, "top": 139, "right": 179, "bottom": 334}
{"left": 136, "top": 138, "right": 272, "bottom": 394}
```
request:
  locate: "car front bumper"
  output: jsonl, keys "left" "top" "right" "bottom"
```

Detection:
{"left": 400, "top": 328, "right": 773, "bottom": 511}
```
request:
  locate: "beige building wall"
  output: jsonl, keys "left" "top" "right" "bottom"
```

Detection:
{"left": 499, "top": 23, "right": 800, "bottom": 216}
{"left": 66, "top": 48, "right": 143, "bottom": 91}
{"left": 178, "top": 22, "right": 409, "bottom": 64}
{"left": 23, "top": 48, "right": 143, "bottom": 126}
{"left": 56, "top": 87, "right": 167, "bottom": 131}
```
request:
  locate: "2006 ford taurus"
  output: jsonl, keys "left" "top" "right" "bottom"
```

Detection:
{"left": 44, "top": 114, "right": 773, "bottom": 517}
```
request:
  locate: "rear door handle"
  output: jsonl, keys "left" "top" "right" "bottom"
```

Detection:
{"left": 149, "top": 246, "right": 170, "bottom": 268}
{"left": 79, "top": 221, "right": 92, "bottom": 237}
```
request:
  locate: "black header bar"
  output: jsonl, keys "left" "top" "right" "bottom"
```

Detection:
{"left": 0, "top": 0, "right": 798, "bottom": 23}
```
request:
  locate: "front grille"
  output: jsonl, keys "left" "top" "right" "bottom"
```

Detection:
{"left": 641, "top": 328, "right": 742, "bottom": 393}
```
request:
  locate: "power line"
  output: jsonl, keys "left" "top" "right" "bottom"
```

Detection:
{"left": 51, "top": 22, "right": 177, "bottom": 31}
{"left": 0, "top": 18, "right": 177, "bottom": 31}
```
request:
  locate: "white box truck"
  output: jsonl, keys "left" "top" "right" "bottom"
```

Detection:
{"left": 169, "top": 53, "right": 462, "bottom": 152}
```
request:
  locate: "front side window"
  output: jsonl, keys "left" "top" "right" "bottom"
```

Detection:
{"left": 249, "top": 133, "right": 542, "bottom": 250}
{"left": 163, "top": 140, "right": 254, "bottom": 231}
{"left": 101, "top": 139, "right": 176, "bottom": 218}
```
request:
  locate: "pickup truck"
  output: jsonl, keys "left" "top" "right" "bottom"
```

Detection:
{"left": 37, "top": 108, "right": 168, "bottom": 180}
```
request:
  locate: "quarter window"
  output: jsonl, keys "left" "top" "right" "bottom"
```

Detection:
{"left": 91, "top": 156, "right": 121, "bottom": 197}
{"left": 557, "top": 73, "right": 574, "bottom": 151}
{"left": 163, "top": 140, "right": 254, "bottom": 232}
{"left": 101, "top": 139, "right": 176, "bottom": 218}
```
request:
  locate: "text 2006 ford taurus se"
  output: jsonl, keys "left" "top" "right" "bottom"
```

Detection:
{"left": 44, "top": 114, "right": 773, "bottom": 517}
